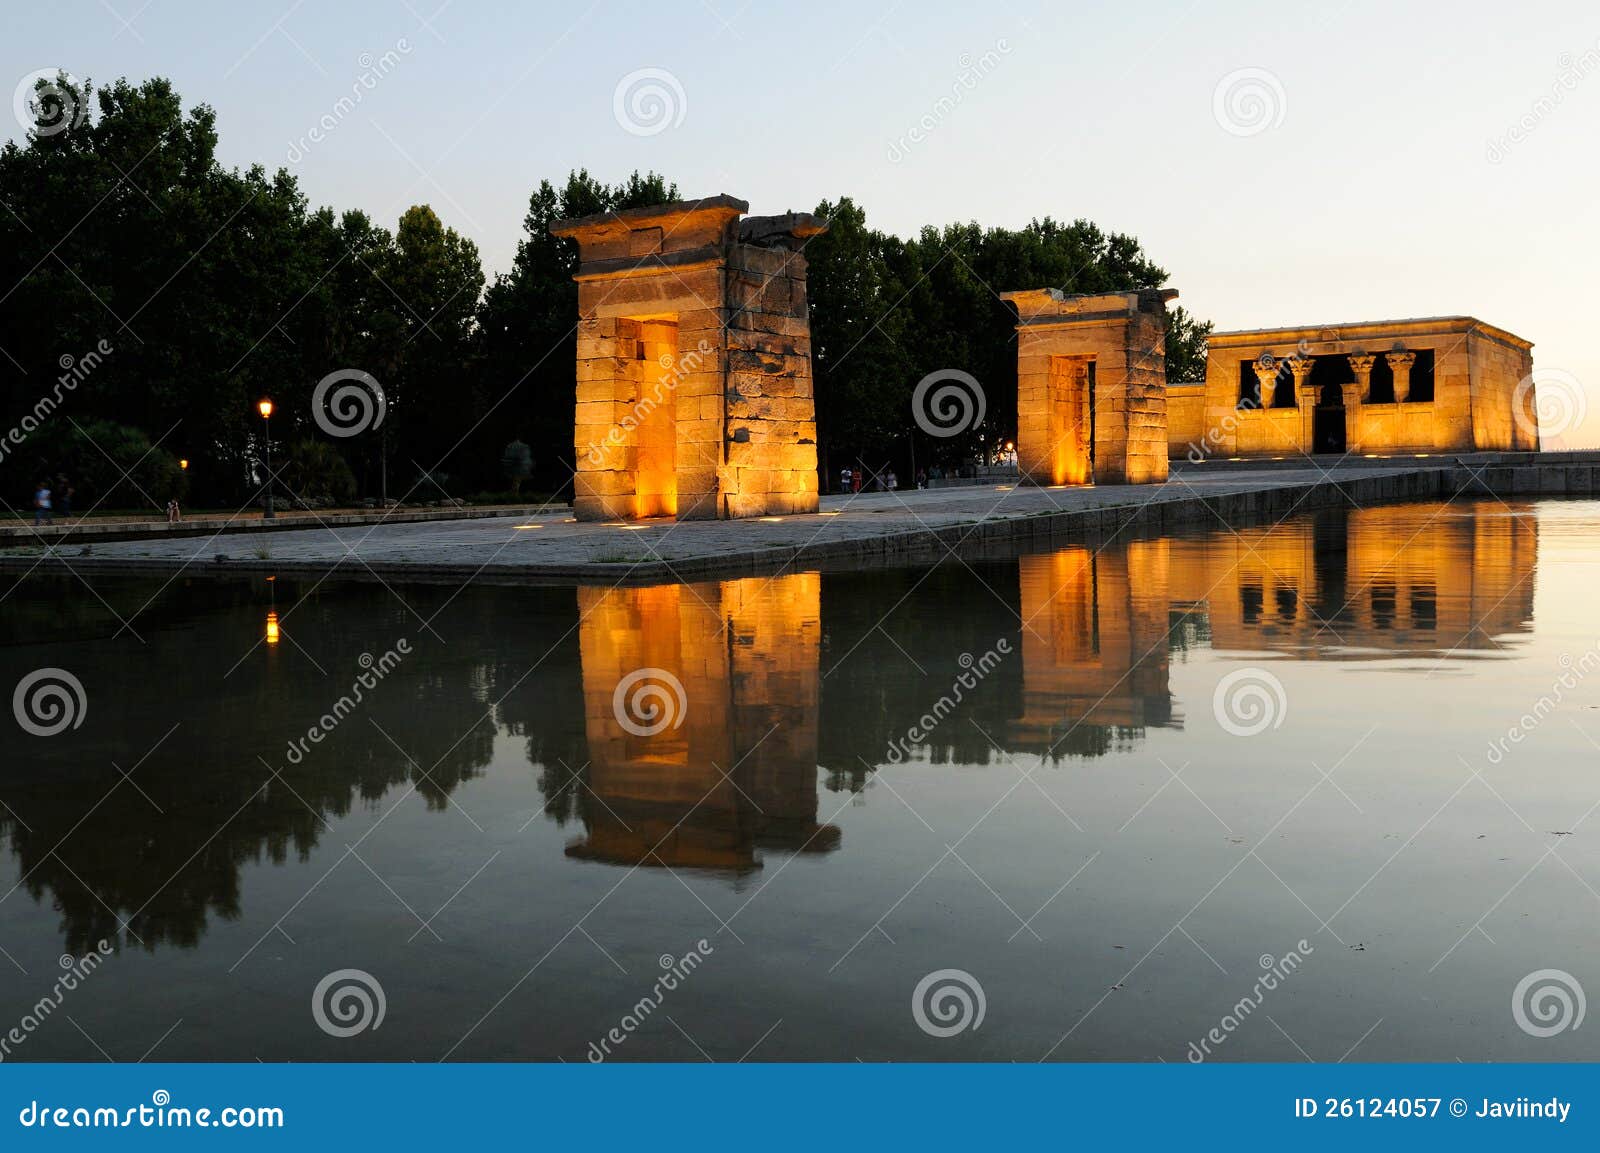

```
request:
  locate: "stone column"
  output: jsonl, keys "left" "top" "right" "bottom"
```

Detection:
{"left": 1252, "top": 359, "right": 1281, "bottom": 409}
{"left": 1343, "top": 354, "right": 1373, "bottom": 455}
{"left": 1385, "top": 351, "right": 1415, "bottom": 403}
{"left": 1290, "top": 356, "right": 1316, "bottom": 452}
{"left": 1346, "top": 354, "right": 1376, "bottom": 402}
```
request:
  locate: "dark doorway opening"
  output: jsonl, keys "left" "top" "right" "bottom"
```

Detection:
{"left": 1313, "top": 383, "right": 1346, "bottom": 454}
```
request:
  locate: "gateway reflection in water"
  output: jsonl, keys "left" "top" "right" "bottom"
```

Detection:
{"left": 0, "top": 499, "right": 1577, "bottom": 1063}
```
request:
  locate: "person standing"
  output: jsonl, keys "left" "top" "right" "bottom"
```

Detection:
{"left": 54, "top": 474, "right": 72, "bottom": 521}
{"left": 32, "top": 480, "right": 52, "bottom": 526}
{"left": 839, "top": 467, "right": 851, "bottom": 494}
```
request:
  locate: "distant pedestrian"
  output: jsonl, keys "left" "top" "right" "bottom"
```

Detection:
{"left": 32, "top": 480, "right": 52, "bottom": 526}
{"left": 851, "top": 470, "right": 862, "bottom": 494}
{"left": 886, "top": 470, "right": 898, "bottom": 491}
{"left": 917, "top": 469, "right": 927, "bottom": 489}
{"left": 55, "top": 474, "right": 72, "bottom": 520}
{"left": 839, "top": 467, "right": 852, "bottom": 493}
{"left": 166, "top": 499, "right": 181, "bottom": 524}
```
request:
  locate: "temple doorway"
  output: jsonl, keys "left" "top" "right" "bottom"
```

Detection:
{"left": 1313, "top": 384, "right": 1346, "bottom": 454}
{"left": 625, "top": 318, "right": 679, "bottom": 518}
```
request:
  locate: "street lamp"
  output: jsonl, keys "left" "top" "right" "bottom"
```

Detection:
{"left": 258, "top": 398, "right": 274, "bottom": 519}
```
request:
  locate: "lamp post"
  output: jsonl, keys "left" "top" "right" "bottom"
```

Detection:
{"left": 258, "top": 398, "right": 274, "bottom": 519}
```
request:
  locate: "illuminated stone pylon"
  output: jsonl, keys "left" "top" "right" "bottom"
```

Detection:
{"left": 552, "top": 195, "right": 826, "bottom": 520}
{"left": 1001, "top": 288, "right": 1176, "bottom": 486}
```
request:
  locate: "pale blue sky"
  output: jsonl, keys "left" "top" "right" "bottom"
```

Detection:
{"left": 10, "top": 0, "right": 1600, "bottom": 443}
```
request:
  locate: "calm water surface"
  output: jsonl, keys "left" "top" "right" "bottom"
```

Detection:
{"left": 2, "top": 498, "right": 1598, "bottom": 1061}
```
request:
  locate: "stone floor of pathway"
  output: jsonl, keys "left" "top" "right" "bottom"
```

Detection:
{"left": 2, "top": 465, "right": 1434, "bottom": 578}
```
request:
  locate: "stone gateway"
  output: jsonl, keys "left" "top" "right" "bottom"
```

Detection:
{"left": 552, "top": 194, "right": 825, "bottom": 521}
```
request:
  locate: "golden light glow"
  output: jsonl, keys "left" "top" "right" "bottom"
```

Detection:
{"left": 514, "top": 524, "right": 544, "bottom": 530}
{"left": 257, "top": 398, "right": 273, "bottom": 419}
{"left": 265, "top": 610, "right": 280, "bottom": 645}
{"left": 179, "top": 458, "right": 189, "bottom": 470}
{"left": 759, "top": 516, "right": 784, "bottom": 522}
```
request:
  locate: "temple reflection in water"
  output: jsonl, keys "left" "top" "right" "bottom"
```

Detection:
{"left": 0, "top": 501, "right": 1543, "bottom": 952}
{"left": 571, "top": 575, "right": 839, "bottom": 873}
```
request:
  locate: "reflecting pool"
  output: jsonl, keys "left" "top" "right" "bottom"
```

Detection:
{"left": 2, "top": 498, "right": 1597, "bottom": 1061}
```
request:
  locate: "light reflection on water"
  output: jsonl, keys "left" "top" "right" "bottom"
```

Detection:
{"left": 1, "top": 498, "right": 1596, "bottom": 1062}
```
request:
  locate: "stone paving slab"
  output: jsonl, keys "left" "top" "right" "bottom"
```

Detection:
{"left": 0, "top": 466, "right": 1459, "bottom": 586}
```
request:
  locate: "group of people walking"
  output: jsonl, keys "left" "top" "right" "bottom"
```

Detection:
{"left": 836, "top": 467, "right": 932, "bottom": 495}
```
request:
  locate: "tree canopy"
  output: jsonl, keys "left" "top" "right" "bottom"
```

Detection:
{"left": 0, "top": 73, "right": 1207, "bottom": 511}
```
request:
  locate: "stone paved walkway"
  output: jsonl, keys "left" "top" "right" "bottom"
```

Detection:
{"left": 0, "top": 465, "right": 1449, "bottom": 584}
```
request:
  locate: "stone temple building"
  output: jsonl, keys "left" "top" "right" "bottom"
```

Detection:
{"left": 552, "top": 195, "right": 824, "bottom": 521}
{"left": 553, "top": 193, "right": 1543, "bottom": 507}
{"left": 1167, "top": 316, "right": 1538, "bottom": 460}
{"left": 1001, "top": 288, "right": 1176, "bottom": 486}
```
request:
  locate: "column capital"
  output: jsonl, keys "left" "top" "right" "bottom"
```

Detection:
{"left": 1289, "top": 355, "right": 1315, "bottom": 384}
{"left": 1347, "top": 353, "right": 1377, "bottom": 375}
{"left": 1251, "top": 357, "right": 1282, "bottom": 408}
{"left": 1384, "top": 350, "right": 1416, "bottom": 369}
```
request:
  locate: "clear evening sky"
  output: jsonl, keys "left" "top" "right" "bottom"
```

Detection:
{"left": 10, "top": 0, "right": 1600, "bottom": 445}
